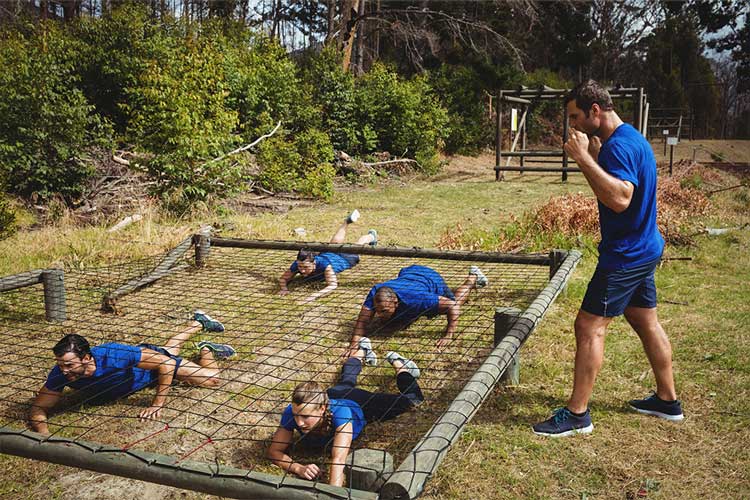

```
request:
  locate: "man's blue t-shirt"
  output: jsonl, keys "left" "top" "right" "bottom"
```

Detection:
{"left": 363, "top": 265, "right": 455, "bottom": 325}
{"left": 280, "top": 399, "right": 365, "bottom": 447}
{"left": 596, "top": 123, "right": 664, "bottom": 270}
{"left": 289, "top": 252, "right": 357, "bottom": 282}
{"left": 45, "top": 343, "right": 155, "bottom": 403}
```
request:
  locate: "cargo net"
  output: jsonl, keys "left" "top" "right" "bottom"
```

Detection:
{"left": 0, "top": 243, "right": 551, "bottom": 492}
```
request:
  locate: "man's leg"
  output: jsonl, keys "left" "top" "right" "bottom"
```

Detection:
{"left": 623, "top": 306, "right": 677, "bottom": 401}
{"left": 330, "top": 221, "right": 349, "bottom": 244}
{"left": 162, "top": 321, "right": 202, "bottom": 357}
{"left": 354, "top": 231, "right": 376, "bottom": 246}
{"left": 174, "top": 351, "right": 221, "bottom": 387}
{"left": 452, "top": 275, "right": 477, "bottom": 307}
{"left": 567, "top": 309, "right": 613, "bottom": 413}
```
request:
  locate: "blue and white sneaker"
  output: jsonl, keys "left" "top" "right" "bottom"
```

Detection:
{"left": 532, "top": 407, "right": 594, "bottom": 437}
{"left": 197, "top": 341, "right": 236, "bottom": 360}
{"left": 368, "top": 229, "right": 378, "bottom": 247}
{"left": 469, "top": 265, "right": 488, "bottom": 288}
{"left": 385, "top": 351, "right": 420, "bottom": 379}
{"left": 359, "top": 337, "right": 378, "bottom": 366}
{"left": 194, "top": 310, "right": 225, "bottom": 332}
{"left": 629, "top": 392, "right": 684, "bottom": 421}
{"left": 346, "top": 209, "right": 361, "bottom": 224}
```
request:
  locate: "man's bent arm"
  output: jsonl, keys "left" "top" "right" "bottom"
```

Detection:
{"left": 136, "top": 349, "right": 177, "bottom": 420}
{"left": 302, "top": 266, "right": 338, "bottom": 303}
{"left": 351, "top": 306, "right": 374, "bottom": 350}
{"left": 28, "top": 385, "right": 62, "bottom": 435}
{"left": 279, "top": 269, "right": 294, "bottom": 294}
{"left": 564, "top": 130, "right": 633, "bottom": 213}
{"left": 575, "top": 152, "right": 634, "bottom": 213}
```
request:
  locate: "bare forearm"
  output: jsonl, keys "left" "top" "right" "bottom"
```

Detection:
{"left": 269, "top": 450, "right": 297, "bottom": 473}
{"left": 28, "top": 409, "right": 50, "bottom": 434}
{"left": 150, "top": 364, "right": 175, "bottom": 408}
{"left": 576, "top": 153, "right": 632, "bottom": 212}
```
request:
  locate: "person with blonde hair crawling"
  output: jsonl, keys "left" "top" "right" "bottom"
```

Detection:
{"left": 278, "top": 209, "right": 377, "bottom": 304}
{"left": 266, "top": 339, "right": 422, "bottom": 487}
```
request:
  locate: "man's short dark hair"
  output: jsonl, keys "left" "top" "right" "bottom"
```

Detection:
{"left": 53, "top": 334, "right": 91, "bottom": 359}
{"left": 296, "top": 249, "right": 317, "bottom": 262}
{"left": 565, "top": 80, "right": 614, "bottom": 117}
{"left": 374, "top": 286, "right": 398, "bottom": 303}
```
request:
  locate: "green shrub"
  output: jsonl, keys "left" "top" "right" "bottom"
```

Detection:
{"left": 354, "top": 64, "right": 449, "bottom": 171}
{"left": 302, "top": 47, "right": 358, "bottom": 152}
{"left": 0, "top": 24, "right": 110, "bottom": 202}
{"left": 429, "top": 64, "right": 494, "bottom": 154}
{"left": 0, "top": 194, "right": 16, "bottom": 240}
{"left": 256, "top": 129, "right": 335, "bottom": 199}
{"left": 122, "top": 32, "right": 240, "bottom": 200}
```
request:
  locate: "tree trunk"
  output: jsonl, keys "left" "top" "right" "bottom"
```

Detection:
{"left": 326, "top": 0, "right": 336, "bottom": 43}
{"left": 341, "top": 0, "right": 359, "bottom": 72}
{"left": 354, "top": 0, "right": 365, "bottom": 73}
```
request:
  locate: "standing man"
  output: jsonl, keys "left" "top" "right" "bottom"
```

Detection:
{"left": 533, "top": 80, "right": 683, "bottom": 437}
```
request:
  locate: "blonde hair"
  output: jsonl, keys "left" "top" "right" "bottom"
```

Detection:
{"left": 292, "top": 381, "right": 328, "bottom": 408}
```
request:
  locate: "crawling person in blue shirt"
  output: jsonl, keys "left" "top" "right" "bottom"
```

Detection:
{"left": 28, "top": 311, "right": 234, "bottom": 435}
{"left": 279, "top": 210, "right": 378, "bottom": 304}
{"left": 348, "top": 264, "right": 488, "bottom": 352}
{"left": 266, "top": 339, "right": 422, "bottom": 487}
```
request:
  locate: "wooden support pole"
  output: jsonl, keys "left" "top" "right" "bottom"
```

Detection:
{"left": 41, "top": 269, "right": 66, "bottom": 322}
{"left": 208, "top": 238, "right": 553, "bottom": 266}
{"left": 562, "top": 102, "right": 569, "bottom": 182}
{"left": 193, "top": 227, "right": 212, "bottom": 269}
{"left": 345, "top": 448, "right": 394, "bottom": 492}
{"left": 102, "top": 236, "right": 194, "bottom": 313}
{"left": 495, "top": 91, "right": 503, "bottom": 181}
{"left": 495, "top": 307, "right": 522, "bottom": 385}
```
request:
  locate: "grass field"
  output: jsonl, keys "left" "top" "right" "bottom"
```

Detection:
{"left": 0, "top": 145, "right": 748, "bottom": 499}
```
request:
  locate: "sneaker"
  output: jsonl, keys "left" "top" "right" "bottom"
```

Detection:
{"left": 359, "top": 337, "right": 378, "bottom": 366}
{"left": 346, "top": 209, "right": 361, "bottom": 224}
{"left": 194, "top": 310, "right": 225, "bottom": 332}
{"left": 197, "top": 341, "right": 236, "bottom": 360}
{"left": 629, "top": 392, "right": 684, "bottom": 422}
{"left": 385, "top": 351, "right": 420, "bottom": 379}
{"left": 469, "top": 265, "right": 488, "bottom": 288}
{"left": 368, "top": 229, "right": 378, "bottom": 247}
{"left": 532, "top": 407, "right": 594, "bottom": 437}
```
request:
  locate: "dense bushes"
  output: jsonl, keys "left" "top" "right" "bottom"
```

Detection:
{"left": 0, "top": 24, "right": 110, "bottom": 202}
{"left": 0, "top": 5, "right": 469, "bottom": 208}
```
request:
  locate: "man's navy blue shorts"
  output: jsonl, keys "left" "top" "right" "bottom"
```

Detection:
{"left": 581, "top": 258, "right": 660, "bottom": 318}
{"left": 137, "top": 343, "right": 183, "bottom": 383}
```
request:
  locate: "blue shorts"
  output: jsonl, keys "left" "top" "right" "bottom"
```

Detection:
{"left": 341, "top": 253, "right": 360, "bottom": 268}
{"left": 137, "top": 343, "right": 183, "bottom": 383}
{"left": 581, "top": 258, "right": 660, "bottom": 318}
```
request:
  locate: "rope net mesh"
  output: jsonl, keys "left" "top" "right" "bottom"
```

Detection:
{"left": 0, "top": 243, "right": 551, "bottom": 493}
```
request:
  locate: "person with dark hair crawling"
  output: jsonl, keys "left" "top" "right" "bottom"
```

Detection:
{"left": 532, "top": 80, "right": 683, "bottom": 438}
{"left": 348, "top": 264, "right": 488, "bottom": 352}
{"left": 28, "top": 311, "right": 235, "bottom": 435}
{"left": 278, "top": 209, "right": 378, "bottom": 304}
{"left": 266, "top": 338, "right": 422, "bottom": 487}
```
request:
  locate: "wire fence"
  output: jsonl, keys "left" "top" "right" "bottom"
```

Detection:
{"left": 0, "top": 238, "right": 577, "bottom": 498}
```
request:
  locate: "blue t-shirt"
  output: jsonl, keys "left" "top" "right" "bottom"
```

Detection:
{"left": 45, "top": 343, "right": 155, "bottom": 403}
{"left": 363, "top": 265, "right": 454, "bottom": 325}
{"left": 280, "top": 398, "right": 366, "bottom": 447}
{"left": 596, "top": 123, "right": 664, "bottom": 270}
{"left": 289, "top": 252, "right": 357, "bottom": 282}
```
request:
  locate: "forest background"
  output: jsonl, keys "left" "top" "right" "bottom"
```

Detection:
{"left": 0, "top": 0, "right": 748, "bottom": 233}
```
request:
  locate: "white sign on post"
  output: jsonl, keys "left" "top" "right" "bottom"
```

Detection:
{"left": 667, "top": 136, "right": 679, "bottom": 146}
{"left": 662, "top": 129, "right": 670, "bottom": 135}
{"left": 511, "top": 108, "right": 518, "bottom": 132}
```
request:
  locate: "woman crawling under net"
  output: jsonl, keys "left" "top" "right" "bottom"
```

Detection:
{"left": 266, "top": 338, "right": 422, "bottom": 487}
